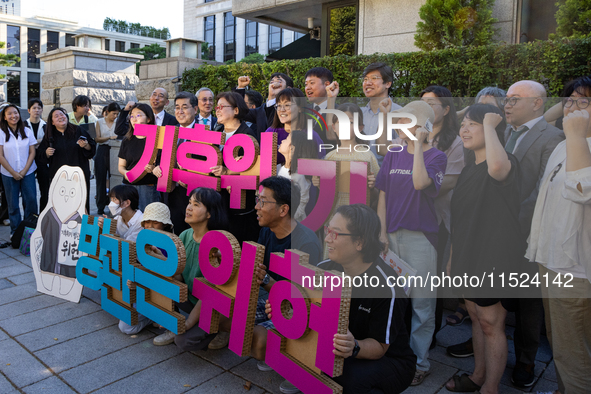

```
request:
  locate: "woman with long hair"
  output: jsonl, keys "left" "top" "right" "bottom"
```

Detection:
{"left": 37, "top": 107, "right": 96, "bottom": 213}
{"left": 94, "top": 102, "right": 121, "bottom": 215}
{"left": 0, "top": 104, "right": 38, "bottom": 239}
{"left": 117, "top": 103, "right": 160, "bottom": 212}
{"left": 153, "top": 187, "right": 229, "bottom": 349}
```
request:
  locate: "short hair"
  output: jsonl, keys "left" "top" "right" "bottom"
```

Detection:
{"left": 109, "top": 184, "right": 139, "bottom": 211}
{"left": 304, "top": 67, "right": 333, "bottom": 84}
{"left": 188, "top": 187, "right": 229, "bottom": 231}
{"left": 216, "top": 91, "right": 249, "bottom": 121}
{"left": 27, "top": 98, "right": 43, "bottom": 110}
{"left": 561, "top": 75, "right": 591, "bottom": 99}
{"left": 362, "top": 62, "right": 394, "bottom": 94}
{"left": 271, "top": 88, "right": 306, "bottom": 129}
{"left": 259, "top": 176, "right": 291, "bottom": 216}
{"left": 475, "top": 86, "right": 507, "bottom": 109}
{"left": 245, "top": 90, "right": 264, "bottom": 108}
{"left": 72, "top": 95, "right": 91, "bottom": 111}
{"left": 175, "top": 91, "right": 198, "bottom": 107}
{"left": 464, "top": 103, "right": 507, "bottom": 146}
{"left": 270, "top": 72, "right": 294, "bottom": 88}
{"left": 335, "top": 204, "right": 384, "bottom": 264}
{"left": 105, "top": 102, "right": 121, "bottom": 113}
{"left": 196, "top": 87, "right": 214, "bottom": 98}
{"left": 125, "top": 103, "right": 155, "bottom": 140}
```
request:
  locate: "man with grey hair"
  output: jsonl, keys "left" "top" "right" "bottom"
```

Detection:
{"left": 195, "top": 87, "right": 217, "bottom": 129}
{"left": 115, "top": 87, "right": 178, "bottom": 136}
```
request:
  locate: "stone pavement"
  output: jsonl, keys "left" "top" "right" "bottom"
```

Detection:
{"left": 0, "top": 179, "right": 559, "bottom": 393}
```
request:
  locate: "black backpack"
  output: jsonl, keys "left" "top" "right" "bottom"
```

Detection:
{"left": 11, "top": 213, "right": 38, "bottom": 249}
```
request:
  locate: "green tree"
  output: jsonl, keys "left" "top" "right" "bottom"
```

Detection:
{"left": 552, "top": 0, "right": 591, "bottom": 39}
{"left": 0, "top": 41, "right": 19, "bottom": 79}
{"left": 414, "top": 0, "right": 498, "bottom": 51}
{"left": 102, "top": 18, "right": 171, "bottom": 39}
{"left": 238, "top": 53, "right": 265, "bottom": 64}
{"left": 126, "top": 43, "right": 166, "bottom": 75}
{"left": 329, "top": 6, "right": 357, "bottom": 56}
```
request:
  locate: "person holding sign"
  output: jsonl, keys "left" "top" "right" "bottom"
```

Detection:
{"left": 266, "top": 204, "right": 416, "bottom": 393}
{"left": 118, "top": 103, "right": 161, "bottom": 212}
{"left": 375, "top": 100, "right": 447, "bottom": 386}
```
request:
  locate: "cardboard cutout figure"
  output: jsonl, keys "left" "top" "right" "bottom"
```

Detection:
{"left": 31, "top": 165, "right": 87, "bottom": 302}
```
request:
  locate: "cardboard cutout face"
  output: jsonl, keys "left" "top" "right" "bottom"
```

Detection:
{"left": 30, "top": 165, "right": 88, "bottom": 302}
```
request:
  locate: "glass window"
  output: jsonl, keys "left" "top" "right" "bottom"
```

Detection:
{"left": 245, "top": 20, "right": 258, "bottom": 56}
{"left": 7, "top": 25, "right": 20, "bottom": 67}
{"left": 224, "top": 12, "right": 236, "bottom": 62}
{"left": 27, "top": 72, "right": 40, "bottom": 101}
{"left": 203, "top": 15, "right": 215, "bottom": 60}
{"left": 115, "top": 41, "right": 125, "bottom": 52}
{"left": 47, "top": 31, "right": 59, "bottom": 52}
{"left": 105, "top": 39, "right": 110, "bottom": 51}
{"left": 7, "top": 71, "right": 20, "bottom": 106}
{"left": 65, "top": 33, "right": 76, "bottom": 47}
{"left": 268, "top": 26, "right": 282, "bottom": 55}
{"left": 295, "top": 32, "right": 305, "bottom": 40}
{"left": 130, "top": 43, "right": 140, "bottom": 49}
{"left": 27, "top": 28, "right": 40, "bottom": 68}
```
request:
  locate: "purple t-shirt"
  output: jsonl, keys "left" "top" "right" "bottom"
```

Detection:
{"left": 375, "top": 146, "right": 447, "bottom": 249}
{"left": 266, "top": 127, "right": 326, "bottom": 164}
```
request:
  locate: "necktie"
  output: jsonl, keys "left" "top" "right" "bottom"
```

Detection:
{"left": 314, "top": 105, "right": 321, "bottom": 112}
{"left": 505, "top": 126, "right": 528, "bottom": 154}
{"left": 202, "top": 118, "right": 208, "bottom": 125}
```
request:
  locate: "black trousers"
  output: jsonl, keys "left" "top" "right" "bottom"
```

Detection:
{"left": 165, "top": 186, "right": 190, "bottom": 236}
{"left": 331, "top": 354, "right": 416, "bottom": 394}
{"left": 94, "top": 145, "right": 111, "bottom": 214}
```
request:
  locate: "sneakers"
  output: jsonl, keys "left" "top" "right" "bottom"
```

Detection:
{"left": 279, "top": 380, "right": 300, "bottom": 394}
{"left": 256, "top": 360, "right": 273, "bottom": 372}
{"left": 446, "top": 338, "right": 474, "bottom": 358}
{"left": 2, "top": 219, "right": 9, "bottom": 226}
{"left": 512, "top": 362, "right": 535, "bottom": 388}
{"left": 153, "top": 330, "right": 175, "bottom": 346}
{"left": 207, "top": 331, "right": 230, "bottom": 350}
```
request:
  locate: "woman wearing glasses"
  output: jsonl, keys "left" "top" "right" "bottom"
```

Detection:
{"left": 526, "top": 76, "right": 591, "bottom": 394}
{"left": 117, "top": 103, "right": 161, "bottom": 212}
{"left": 209, "top": 91, "right": 260, "bottom": 244}
{"left": 38, "top": 107, "right": 97, "bottom": 213}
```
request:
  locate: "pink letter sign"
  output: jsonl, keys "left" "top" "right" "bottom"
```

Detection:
{"left": 192, "top": 230, "right": 264, "bottom": 356}
{"left": 265, "top": 250, "right": 352, "bottom": 394}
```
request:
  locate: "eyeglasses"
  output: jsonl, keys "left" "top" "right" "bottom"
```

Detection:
{"left": 563, "top": 97, "right": 590, "bottom": 109}
{"left": 255, "top": 196, "right": 284, "bottom": 208}
{"left": 274, "top": 104, "right": 291, "bottom": 111}
{"left": 503, "top": 97, "right": 523, "bottom": 107}
{"left": 128, "top": 114, "right": 146, "bottom": 120}
{"left": 199, "top": 98, "right": 214, "bottom": 103}
{"left": 362, "top": 76, "right": 383, "bottom": 83}
{"left": 215, "top": 105, "right": 233, "bottom": 111}
{"left": 324, "top": 225, "right": 356, "bottom": 241}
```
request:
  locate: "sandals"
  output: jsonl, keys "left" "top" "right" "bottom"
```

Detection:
{"left": 410, "top": 369, "right": 430, "bottom": 386}
{"left": 445, "top": 373, "right": 481, "bottom": 392}
{"left": 446, "top": 307, "right": 470, "bottom": 326}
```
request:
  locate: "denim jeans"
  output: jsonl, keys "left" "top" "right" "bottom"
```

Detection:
{"left": 2, "top": 173, "right": 38, "bottom": 235}
{"left": 388, "top": 228, "right": 437, "bottom": 372}
{"left": 135, "top": 184, "right": 161, "bottom": 212}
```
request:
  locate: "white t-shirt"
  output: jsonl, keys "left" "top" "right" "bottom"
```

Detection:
{"left": 116, "top": 210, "right": 144, "bottom": 242}
{"left": 0, "top": 127, "right": 37, "bottom": 177}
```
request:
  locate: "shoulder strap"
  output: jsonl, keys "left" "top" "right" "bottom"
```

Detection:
{"left": 84, "top": 115, "right": 88, "bottom": 124}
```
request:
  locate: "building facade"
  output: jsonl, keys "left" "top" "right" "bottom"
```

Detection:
{"left": 184, "top": 0, "right": 305, "bottom": 63}
{"left": 0, "top": 13, "right": 164, "bottom": 108}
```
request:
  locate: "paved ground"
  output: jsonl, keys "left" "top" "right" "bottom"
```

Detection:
{"left": 0, "top": 179, "right": 560, "bottom": 393}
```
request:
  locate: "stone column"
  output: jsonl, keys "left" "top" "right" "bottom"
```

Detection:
{"left": 37, "top": 46, "right": 143, "bottom": 188}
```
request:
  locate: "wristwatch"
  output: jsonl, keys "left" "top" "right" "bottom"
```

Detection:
{"left": 351, "top": 339, "right": 360, "bottom": 358}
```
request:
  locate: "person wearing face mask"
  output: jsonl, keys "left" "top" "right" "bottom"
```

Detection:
{"left": 107, "top": 184, "right": 143, "bottom": 243}
{"left": 37, "top": 107, "right": 96, "bottom": 213}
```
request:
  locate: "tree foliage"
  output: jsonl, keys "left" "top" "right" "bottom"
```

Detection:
{"left": 103, "top": 18, "right": 171, "bottom": 39}
{"left": 329, "top": 6, "right": 356, "bottom": 56}
{"left": 552, "top": 0, "right": 591, "bottom": 39}
{"left": 239, "top": 53, "right": 265, "bottom": 64}
{"left": 181, "top": 37, "right": 591, "bottom": 98}
{"left": 414, "top": 0, "right": 498, "bottom": 51}
{"left": 0, "top": 41, "right": 19, "bottom": 79}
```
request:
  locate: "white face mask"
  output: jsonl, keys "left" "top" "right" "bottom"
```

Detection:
{"left": 108, "top": 201, "right": 122, "bottom": 216}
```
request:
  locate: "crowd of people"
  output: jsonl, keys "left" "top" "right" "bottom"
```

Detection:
{"left": 1, "top": 63, "right": 589, "bottom": 394}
